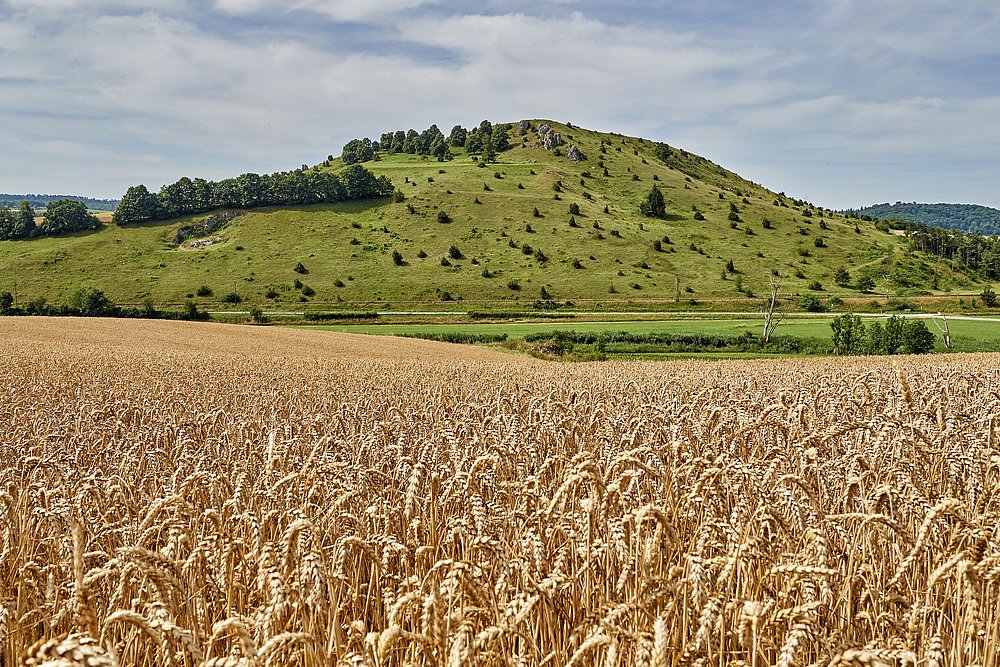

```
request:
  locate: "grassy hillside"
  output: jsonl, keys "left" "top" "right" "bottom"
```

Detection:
{"left": 0, "top": 120, "right": 987, "bottom": 308}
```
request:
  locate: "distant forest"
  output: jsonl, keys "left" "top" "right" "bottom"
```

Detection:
{"left": 0, "top": 193, "right": 119, "bottom": 211}
{"left": 849, "top": 202, "right": 1000, "bottom": 236}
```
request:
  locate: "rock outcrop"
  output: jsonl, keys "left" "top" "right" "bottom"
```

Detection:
{"left": 537, "top": 124, "right": 564, "bottom": 150}
{"left": 567, "top": 144, "right": 587, "bottom": 162}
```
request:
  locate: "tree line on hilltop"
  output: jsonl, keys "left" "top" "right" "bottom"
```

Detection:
{"left": 850, "top": 202, "right": 1000, "bottom": 236}
{"left": 340, "top": 120, "right": 515, "bottom": 165}
{"left": 112, "top": 164, "right": 394, "bottom": 226}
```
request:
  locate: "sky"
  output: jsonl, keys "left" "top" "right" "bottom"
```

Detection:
{"left": 1, "top": 0, "right": 999, "bottom": 209}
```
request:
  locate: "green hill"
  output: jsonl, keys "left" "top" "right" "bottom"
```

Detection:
{"left": 851, "top": 202, "right": 1000, "bottom": 236}
{"left": 0, "top": 120, "right": 988, "bottom": 308}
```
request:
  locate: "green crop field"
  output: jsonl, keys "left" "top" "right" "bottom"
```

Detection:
{"left": 303, "top": 314, "right": 1000, "bottom": 355}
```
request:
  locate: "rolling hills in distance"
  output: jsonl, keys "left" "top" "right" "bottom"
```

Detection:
{"left": 850, "top": 202, "right": 1000, "bottom": 236}
{"left": 0, "top": 193, "right": 119, "bottom": 212}
{"left": 0, "top": 119, "right": 992, "bottom": 309}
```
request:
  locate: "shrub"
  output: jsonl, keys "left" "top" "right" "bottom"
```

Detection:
{"left": 195, "top": 285, "right": 213, "bottom": 297}
{"left": 569, "top": 202, "right": 580, "bottom": 215}
{"left": 391, "top": 250, "right": 404, "bottom": 265}
{"left": 448, "top": 245, "right": 463, "bottom": 260}
{"left": 293, "top": 262, "right": 307, "bottom": 274}
{"left": 417, "top": 249, "right": 427, "bottom": 259}
{"left": 301, "top": 285, "right": 315, "bottom": 297}
{"left": 507, "top": 279, "right": 521, "bottom": 290}
{"left": 221, "top": 292, "right": 241, "bottom": 304}
{"left": 800, "top": 294, "right": 823, "bottom": 312}
{"left": 437, "top": 211, "right": 451, "bottom": 224}
{"left": 981, "top": 286, "right": 997, "bottom": 307}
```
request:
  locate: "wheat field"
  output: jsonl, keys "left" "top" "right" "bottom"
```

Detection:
{"left": 2, "top": 318, "right": 998, "bottom": 667}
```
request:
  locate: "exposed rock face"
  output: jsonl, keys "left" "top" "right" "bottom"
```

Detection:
{"left": 567, "top": 144, "right": 587, "bottom": 162}
{"left": 537, "top": 124, "right": 564, "bottom": 150}
{"left": 517, "top": 119, "right": 531, "bottom": 136}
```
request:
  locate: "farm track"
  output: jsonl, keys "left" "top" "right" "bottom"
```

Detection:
{"left": 1, "top": 317, "right": 999, "bottom": 666}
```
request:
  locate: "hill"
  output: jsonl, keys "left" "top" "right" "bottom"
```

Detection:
{"left": 0, "top": 120, "right": 989, "bottom": 308}
{"left": 0, "top": 193, "right": 119, "bottom": 212}
{"left": 851, "top": 202, "right": 1000, "bottom": 236}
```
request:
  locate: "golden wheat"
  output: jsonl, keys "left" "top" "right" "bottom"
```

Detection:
{"left": 1, "top": 318, "right": 999, "bottom": 666}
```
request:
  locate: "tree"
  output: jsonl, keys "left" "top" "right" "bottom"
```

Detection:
{"left": 902, "top": 319, "right": 935, "bottom": 354}
{"left": 639, "top": 185, "right": 666, "bottom": 218}
{"left": 761, "top": 276, "right": 785, "bottom": 343}
{"left": 341, "top": 138, "right": 374, "bottom": 165}
{"left": 830, "top": 313, "right": 864, "bottom": 355}
{"left": 864, "top": 320, "right": 885, "bottom": 354}
{"left": 0, "top": 291, "right": 13, "bottom": 313}
{"left": 67, "top": 288, "right": 117, "bottom": 317}
{"left": 13, "top": 201, "right": 36, "bottom": 238}
{"left": 0, "top": 206, "right": 14, "bottom": 240}
{"left": 834, "top": 266, "right": 851, "bottom": 286}
{"left": 448, "top": 125, "right": 467, "bottom": 147}
{"left": 40, "top": 199, "right": 100, "bottom": 235}
{"left": 856, "top": 275, "right": 876, "bottom": 293}
{"left": 884, "top": 315, "right": 904, "bottom": 354}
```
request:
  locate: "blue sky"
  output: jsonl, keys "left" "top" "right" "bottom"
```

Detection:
{"left": 1, "top": 0, "right": 999, "bottom": 209}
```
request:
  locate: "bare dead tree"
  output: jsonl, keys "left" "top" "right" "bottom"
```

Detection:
{"left": 762, "top": 275, "right": 785, "bottom": 344}
{"left": 931, "top": 312, "right": 953, "bottom": 349}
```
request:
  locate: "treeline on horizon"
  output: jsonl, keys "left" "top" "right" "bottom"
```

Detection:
{"left": 841, "top": 207, "right": 1000, "bottom": 279}
{"left": 111, "top": 164, "right": 394, "bottom": 226}
{"left": 340, "top": 120, "right": 517, "bottom": 165}
{"left": 850, "top": 202, "right": 1000, "bottom": 236}
{"left": 0, "top": 193, "right": 118, "bottom": 211}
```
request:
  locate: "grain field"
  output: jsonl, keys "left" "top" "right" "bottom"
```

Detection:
{"left": 1, "top": 318, "right": 998, "bottom": 666}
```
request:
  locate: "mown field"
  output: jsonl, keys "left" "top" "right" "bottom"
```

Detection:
{"left": 2, "top": 318, "right": 999, "bottom": 666}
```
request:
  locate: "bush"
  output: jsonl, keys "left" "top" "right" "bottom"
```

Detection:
{"left": 800, "top": 294, "right": 823, "bottom": 312}
{"left": 301, "top": 285, "right": 315, "bottom": 297}
{"left": 221, "top": 292, "right": 242, "bottom": 304}
{"left": 437, "top": 210, "right": 451, "bottom": 224}
{"left": 196, "top": 285, "right": 213, "bottom": 297}
{"left": 507, "top": 279, "right": 521, "bottom": 290}
{"left": 569, "top": 202, "right": 580, "bottom": 215}
{"left": 981, "top": 286, "right": 997, "bottom": 307}
{"left": 391, "top": 250, "right": 404, "bottom": 265}
{"left": 448, "top": 245, "right": 463, "bottom": 260}
{"left": 293, "top": 261, "right": 307, "bottom": 274}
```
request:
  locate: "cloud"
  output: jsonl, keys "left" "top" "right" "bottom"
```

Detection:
{"left": 1, "top": 1, "right": 999, "bottom": 206}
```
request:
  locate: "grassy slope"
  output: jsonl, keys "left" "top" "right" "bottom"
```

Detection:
{"left": 0, "top": 120, "right": 985, "bottom": 306}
